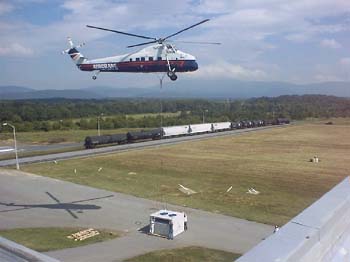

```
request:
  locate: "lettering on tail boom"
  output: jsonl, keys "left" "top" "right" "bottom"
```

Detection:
{"left": 92, "top": 63, "right": 118, "bottom": 71}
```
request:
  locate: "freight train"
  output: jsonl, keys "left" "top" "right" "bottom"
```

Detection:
{"left": 84, "top": 118, "right": 290, "bottom": 149}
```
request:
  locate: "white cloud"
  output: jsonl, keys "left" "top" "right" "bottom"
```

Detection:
{"left": 313, "top": 60, "right": 350, "bottom": 82}
{"left": 339, "top": 57, "right": 350, "bottom": 65}
{"left": 0, "top": 2, "right": 14, "bottom": 15}
{"left": 285, "top": 33, "right": 310, "bottom": 43}
{"left": 2, "top": 0, "right": 349, "bottom": 57}
{"left": 193, "top": 61, "right": 267, "bottom": 80}
{"left": 0, "top": 0, "right": 44, "bottom": 16}
{"left": 314, "top": 74, "right": 342, "bottom": 82}
{"left": 320, "top": 39, "right": 342, "bottom": 49}
{"left": 0, "top": 43, "right": 34, "bottom": 56}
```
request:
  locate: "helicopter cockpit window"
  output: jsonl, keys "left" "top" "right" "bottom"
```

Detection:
{"left": 148, "top": 57, "right": 153, "bottom": 61}
{"left": 136, "top": 58, "right": 140, "bottom": 61}
{"left": 141, "top": 57, "right": 145, "bottom": 61}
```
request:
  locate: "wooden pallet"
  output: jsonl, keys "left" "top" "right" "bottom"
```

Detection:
{"left": 67, "top": 228, "right": 100, "bottom": 241}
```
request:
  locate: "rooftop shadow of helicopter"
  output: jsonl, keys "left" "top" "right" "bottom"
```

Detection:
{"left": 0, "top": 192, "right": 114, "bottom": 219}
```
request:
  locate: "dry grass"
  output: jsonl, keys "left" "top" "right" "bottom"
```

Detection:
{"left": 23, "top": 122, "right": 350, "bottom": 225}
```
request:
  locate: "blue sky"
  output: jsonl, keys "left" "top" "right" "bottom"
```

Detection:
{"left": 0, "top": 0, "right": 350, "bottom": 90}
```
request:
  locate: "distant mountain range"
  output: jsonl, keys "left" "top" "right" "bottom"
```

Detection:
{"left": 0, "top": 80, "right": 349, "bottom": 100}
{"left": 0, "top": 86, "right": 34, "bottom": 95}
{"left": 0, "top": 86, "right": 103, "bottom": 99}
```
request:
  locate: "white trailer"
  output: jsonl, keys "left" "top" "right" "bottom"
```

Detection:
{"left": 212, "top": 122, "right": 232, "bottom": 132}
{"left": 162, "top": 125, "right": 190, "bottom": 138}
{"left": 189, "top": 123, "right": 213, "bottom": 134}
{"left": 149, "top": 210, "right": 186, "bottom": 239}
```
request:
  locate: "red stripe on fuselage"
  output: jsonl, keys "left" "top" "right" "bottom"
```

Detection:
{"left": 79, "top": 60, "right": 194, "bottom": 73}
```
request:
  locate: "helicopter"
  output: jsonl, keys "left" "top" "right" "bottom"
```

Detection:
{"left": 63, "top": 19, "right": 220, "bottom": 81}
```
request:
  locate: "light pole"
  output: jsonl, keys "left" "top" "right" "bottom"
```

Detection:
{"left": 202, "top": 109, "right": 208, "bottom": 123}
{"left": 3, "top": 123, "right": 19, "bottom": 170}
{"left": 97, "top": 113, "right": 104, "bottom": 136}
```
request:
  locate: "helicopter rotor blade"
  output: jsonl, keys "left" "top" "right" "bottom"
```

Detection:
{"left": 86, "top": 25, "right": 157, "bottom": 40}
{"left": 169, "top": 40, "right": 221, "bottom": 45}
{"left": 87, "top": 19, "right": 213, "bottom": 48}
{"left": 162, "top": 19, "right": 210, "bottom": 41}
{"left": 127, "top": 40, "right": 159, "bottom": 48}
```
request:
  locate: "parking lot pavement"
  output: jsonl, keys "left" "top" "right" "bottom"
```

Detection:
{"left": 0, "top": 169, "right": 273, "bottom": 261}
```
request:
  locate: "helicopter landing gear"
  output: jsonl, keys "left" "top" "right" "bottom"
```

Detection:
{"left": 167, "top": 70, "right": 177, "bottom": 81}
{"left": 166, "top": 55, "right": 177, "bottom": 81}
{"left": 92, "top": 70, "right": 100, "bottom": 80}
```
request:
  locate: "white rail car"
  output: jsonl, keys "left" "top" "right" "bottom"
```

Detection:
{"left": 212, "top": 122, "right": 232, "bottom": 132}
{"left": 189, "top": 123, "right": 213, "bottom": 135}
{"left": 162, "top": 125, "right": 190, "bottom": 138}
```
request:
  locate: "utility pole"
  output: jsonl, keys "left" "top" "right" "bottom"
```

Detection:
{"left": 202, "top": 109, "right": 208, "bottom": 123}
{"left": 3, "top": 123, "right": 19, "bottom": 170}
{"left": 97, "top": 113, "right": 104, "bottom": 136}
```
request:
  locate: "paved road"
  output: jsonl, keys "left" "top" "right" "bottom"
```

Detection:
{"left": 0, "top": 147, "right": 13, "bottom": 154}
{"left": 0, "top": 125, "right": 285, "bottom": 167}
{"left": 18, "top": 142, "right": 82, "bottom": 153}
{"left": 0, "top": 143, "right": 82, "bottom": 155}
{"left": 0, "top": 169, "right": 273, "bottom": 261}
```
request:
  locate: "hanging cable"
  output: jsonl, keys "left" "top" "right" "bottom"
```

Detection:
{"left": 156, "top": 73, "right": 167, "bottom": 210}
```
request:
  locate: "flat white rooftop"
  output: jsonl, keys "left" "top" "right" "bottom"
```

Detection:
{"left": 0, "top": 237, "right": 60, "bottom": 262}
{"left": 150, "top": 209, "right": 184, "bottom": 220}
{"left": 236, "top": 177, "right": 350, "bottom": 262}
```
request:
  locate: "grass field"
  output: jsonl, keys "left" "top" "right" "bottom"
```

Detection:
{"left": 0, "top": 128, "right": 138, "bottom": 145}
{"left": 124, "top": 246, "right": 240, "bottom": 262}
{"left": 0, "top": 227, "right": 119, "bottom": 252}
{"left": 0, "top": 112, "right": 181, "bottom": 145}
{"left": 22, "top": 121, "right": 350, "bottom": 225}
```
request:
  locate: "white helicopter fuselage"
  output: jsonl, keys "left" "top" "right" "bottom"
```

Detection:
{"left": 70, "top": 44, "right": 198, "bottom": 76}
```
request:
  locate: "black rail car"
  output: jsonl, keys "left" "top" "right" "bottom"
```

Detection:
{"left": 126, "top": 128, "right": 162, "bottom": 142}
{"left": 238, "top": 121, "right": 247, "bottom": 128}
{"left": 264, "top": 119, "right": 274, "bottom": 125}
{"left": 252, "top": 120, "right": 260, "bottom": 127}
{"left": 252, "top": 120, "right": 265, "bottom": 127}
{"left": 85, "top": 133, "right": 127, "bottom": 149}
{"left": 231, "top": 122, "right": 241, "bottom": 129}
{"left": 276, "top": 118, "right": 290, "bottom": 125}
{"left": 240, "top": 120, "right": 253, "bottom": 128}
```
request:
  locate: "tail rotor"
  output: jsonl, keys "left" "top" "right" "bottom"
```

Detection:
{"left": 62, "top": 37, "right": 87, "bottom": 65}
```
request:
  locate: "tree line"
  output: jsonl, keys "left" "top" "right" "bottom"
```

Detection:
{"left": 0, "top": 95, "right": 350, "bottom": 132}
